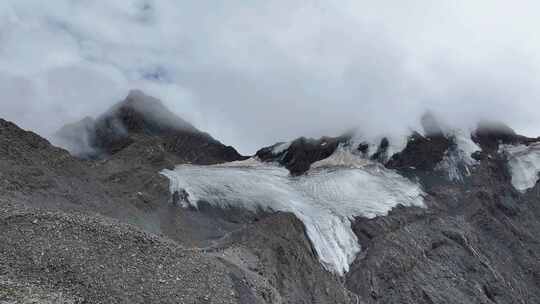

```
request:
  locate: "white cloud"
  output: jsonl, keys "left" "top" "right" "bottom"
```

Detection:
{"left": 0, "top": 0, "right": 539, "bottom": 154}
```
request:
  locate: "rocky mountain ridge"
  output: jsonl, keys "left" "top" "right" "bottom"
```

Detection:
{"left": 2, "top": 91, "right": 540, "bottom": 303}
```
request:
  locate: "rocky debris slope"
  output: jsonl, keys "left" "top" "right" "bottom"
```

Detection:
{"left": 0, "top": 203, "right": 240, "bottom": 304}
{"left": 0, "top": 118, "right": 128, "bottom": 217}
{"left": 0, "top": 275, "right": 79, "bottom": 304}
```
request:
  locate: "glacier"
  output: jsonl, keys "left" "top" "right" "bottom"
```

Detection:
{"left": 501, "top": 142, "right": 540, "bottom": 192}
{"left": 161, "top": 152, "right": 425, "bottom": 275}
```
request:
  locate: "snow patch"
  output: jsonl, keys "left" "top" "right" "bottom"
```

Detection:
{"left": 311, "top": 146, "right": 370, "bottom": 169}
{"left": 161, "top": 157, "right": 424, "bottom": 275}
{"left": 501, "top": 143, "right": 540, "bottom": 192}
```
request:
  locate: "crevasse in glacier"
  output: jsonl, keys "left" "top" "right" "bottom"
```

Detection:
{"left": 161, "top": 150, "right": 425, "bottom": 275}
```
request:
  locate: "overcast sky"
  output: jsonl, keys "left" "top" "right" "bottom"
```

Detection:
{"left": 1, "top": 1, "right": 540, "bottom": 154}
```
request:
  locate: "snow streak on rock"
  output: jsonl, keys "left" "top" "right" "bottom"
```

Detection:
{"left": 501, "top": 142, "right": 540, "bottom": 192}
{"left": 161, "top": 154, "right": 424, "bottom": 275}
{"left": 350, "top": 134, "right": 409, "bottom": 162}
{"left": 436, "top": 130, "right": 481, "bottom": 182}
{"left": 271, "top": 142, "right": 291, "bottom": 155}
{"left": 453, "top": 130, "right": 482, "bottom": 166}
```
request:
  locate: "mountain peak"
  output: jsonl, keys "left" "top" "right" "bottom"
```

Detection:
{"left": 54, "top": 90, "right": 244, "bottom": 163}
{"left": 102, "top": 90, "right": 196, "bottom": 135}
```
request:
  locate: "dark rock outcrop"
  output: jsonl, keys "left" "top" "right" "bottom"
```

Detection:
{"left": 370, "top": 137, "right": 390, "bottom": 163}
{"left": 387, "top": 112, "right": 451, "bottom": 173}
{"left": 256, "top": 135, "right": 350, "bottom": 175}
{"left": 386, "top": 132, "right": 451, "bottom": 172}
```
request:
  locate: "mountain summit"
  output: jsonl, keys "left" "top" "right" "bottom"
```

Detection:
{"left": 55, "top": 90, "right": 245, "bottom": 164}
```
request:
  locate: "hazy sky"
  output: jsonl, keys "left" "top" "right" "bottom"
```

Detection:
{"left": 1, "top": 1, "right": 540, "bottom": 154}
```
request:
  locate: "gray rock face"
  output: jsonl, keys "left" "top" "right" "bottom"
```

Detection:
{"left": 3, "top": 93, "right": 540, "bottom": 304}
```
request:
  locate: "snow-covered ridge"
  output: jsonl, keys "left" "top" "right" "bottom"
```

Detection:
{"left": 161, "top": 153, "right": 425, "bottom": 275}
{"left": 501, "top": 142, "right": 540, "bottom": 192}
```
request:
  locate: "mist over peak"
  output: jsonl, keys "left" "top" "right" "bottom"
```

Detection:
{"left": 99, "top": 89, "right": 196, "bottom": 135}
{"left": 1, "top": 1, "right": 540, "bottom": 154}
{"left": 53, "top": 90, "right": 243, "bottom": 162}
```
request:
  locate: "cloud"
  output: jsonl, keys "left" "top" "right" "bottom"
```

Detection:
{"left": 0, "top": 0, "right": 539, "bottom": 154}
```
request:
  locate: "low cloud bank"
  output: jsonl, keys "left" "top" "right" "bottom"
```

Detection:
{"left": 1, "top": 1, "right": 539, "bottom": 153}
